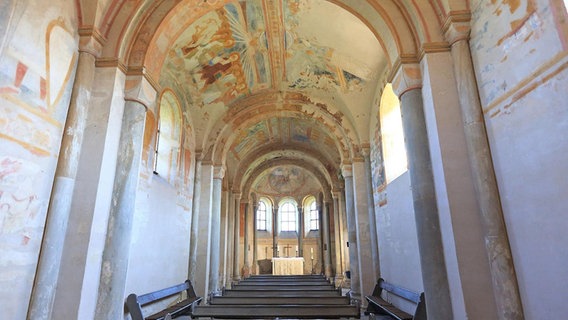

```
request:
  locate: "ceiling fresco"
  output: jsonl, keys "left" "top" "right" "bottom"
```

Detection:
{"left": 252, "top": 165, "right": 322, "bottom": 197}
{"left": 160, "top": 0, "right": 381, "bottom": 107}
{"left": 228, "top": 117, "right": 341, "bottom": 163}
{"left": 153, "top": 0, "right": 385, "bottom": 192}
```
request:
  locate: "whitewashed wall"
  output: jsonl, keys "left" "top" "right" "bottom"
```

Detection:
{"left": 470, "top": 0, "right": 568, "bottom": 318}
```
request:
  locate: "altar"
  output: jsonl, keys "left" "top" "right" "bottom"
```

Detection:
{"left": 272, "top": 257, "right": 304, "bottom": 275}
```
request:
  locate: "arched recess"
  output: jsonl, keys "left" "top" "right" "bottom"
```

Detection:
{"left": 206, "top": 93, "right": 359, "bottom": 165}
{"left": 241, "top": 159, "right": 332, "bottom": 198}
{"left": 154, "top": 89, "right": 183, "bottom": 184}
{"left": 232, "top": 145, "right": 340, "bottom": 191}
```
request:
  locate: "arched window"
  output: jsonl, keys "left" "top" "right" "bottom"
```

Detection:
{"left": 280, "top": 201, "right": 297, "bottom": 232}
{"left": 154, "top": 90, "right": 182, "bottom": 184}
{"left": 380, "top": 83, "right": 408, "bottom": 183}
{"left": 308, "top": 200, "right": 319, "bottom": 230}
{"left": 257, "top": 200, "right": 267, "bottom": 231}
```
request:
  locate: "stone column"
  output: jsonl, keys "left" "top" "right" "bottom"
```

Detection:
{"left": 322, "top": 198, "right": 332, "bottom": 277}
{"left": 362, "top": 147, "right": 380, "bottom": 279}
{"left": 94, "top": 100, "right": 147, "bottom": 320}
{"left": 193, "top": 162, "right": 215, "bottom": 295}
{"left": 225, "top": 191, "right": 234, "bottom": 287}
{"left": 394, "top": 70, "right": 453, "bottom": 319}
{"left": 252, "top": 196, "right": 258, "bottom": 274}
{"left": 297, "top": 207, "right": 304, "bottom": 257}
{"left": 272, "top": 207, "right": 278, "bottom": 257}
{"left": 208, "top": 166, "right": 225, "bottom": 293}
{"left": 445, "top": 18, "right": 524, "bottom": 319}
{"left": 232, "top": 193, "right": 241, "bottom": 281}
{"left": 341, "top": 164, "right": 361, "bottom": 301}
{"left": 332, "top": 192, "right": 344, "bottom": 277}
{"left": 189, "top": 156, "right": 202, "bottom": 282}
{"left": 316, "top": 197, "right": 324, "bottom": 273}
{"left": 351, "top": 159, "right": 376, "bottom": 301}
{"left": 27, "top": 31, "right": 99, "bottom": 320}
{"left": 243, "top": 202, "right": 250, "bottom": 275}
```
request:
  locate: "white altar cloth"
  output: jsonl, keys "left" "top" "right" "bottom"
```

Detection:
{"left": 272, "top": 257, "right": 304, "bottom": 275}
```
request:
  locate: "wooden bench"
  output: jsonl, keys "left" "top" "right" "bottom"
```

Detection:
{"left": 125, "top": 280, "right": 202, "bottom": 320}
{"left": 365, "top": 278, "right": 426, "bottom": 320}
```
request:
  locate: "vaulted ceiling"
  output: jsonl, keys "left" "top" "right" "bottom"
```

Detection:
{"left": 78, "top": 0, "right": 462, "bottom": 194}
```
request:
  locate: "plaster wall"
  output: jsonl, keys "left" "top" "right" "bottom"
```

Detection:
{"left": 0, "top": 1, "right": 77, "bottom": 318}
{"left": 470, "top": 1, "right": 568, "bottom": 317}
{"left": 375, "top": 172, "right": 422, "bottom": 315}
{"left": 125, "top": 175, "right": 192, "bottom": 317}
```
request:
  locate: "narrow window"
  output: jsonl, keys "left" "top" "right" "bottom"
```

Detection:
{"left": 280, "top": 202, "right": 297, "bottom": 232}
{"left": 309, "top": 201, "right": 319, "bottom": 230}
{"left": 257, "top": 201, "right": 267, "bottom": 231}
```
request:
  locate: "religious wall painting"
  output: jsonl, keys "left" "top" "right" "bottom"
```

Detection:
{"left": 268, "top": 166, "right": 306, "bottom": 194}
{"left": 283, "top": 0, "right": 365, "bottom": 92}
{"left": 162, "top": 1, "right": 273, "bottom": 107}
{"left": 0, "top": 19, "right": 76, "bottom": 159}
{"left": 471, "top": 0, "right": 565, "bottom": 113}
{"left": 370, "top": 110, "right": 387, "bottom": 208}
{"left": 232, "top": 121, "right": 269, "bottom": 157}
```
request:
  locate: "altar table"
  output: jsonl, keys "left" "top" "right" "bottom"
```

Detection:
{"left": 272, "top": 257, "right": 305, "bottom": 275}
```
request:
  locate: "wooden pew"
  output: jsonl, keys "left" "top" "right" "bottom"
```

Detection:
{"left": 222, "top": 288, "right": 342, "bottom": 297}
{"left": 231, "top": 284, "right": 336, "bottom": 291}
{"left": 209, "top": 295, "right": 350, "bottom": 305}
{"left": 191, "top": 305, "right": 360, "bottom": 319}
{"left": 125, "top": 280, "right": 202, "bottom": 320}
{"left": 365, "top": 278, "right": 426, "bottom": 320}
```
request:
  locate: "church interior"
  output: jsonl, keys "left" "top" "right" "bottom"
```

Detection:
{"left": 0, "top": 0, "right": 567, "bottom": 319}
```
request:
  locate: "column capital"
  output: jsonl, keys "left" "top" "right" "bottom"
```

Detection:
{"left": 331, "top": 191, "right": 342, "bottom": 200}
{"left": 78, "top": 27, "right": 106, "bottom": 57}
{"left": 213, "top": 165, "right": 225, "bottom": 180}
{"left": 391, "top": 63, "right": 422, "bottom": 98}
{"left": 443, "top": 11, "right": 472, "bottom": 45}
{"left": 124, "top": 73, "right": 158, "bottom": 112}
{"left": 340, "top": 163, "right": 353, "bottom": 178}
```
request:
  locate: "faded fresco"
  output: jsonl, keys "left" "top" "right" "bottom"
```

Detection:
{"left": 370, "top": 107, "right": 387, "bottom": 209}
{"left": 470, "top": 0, "right": 567, "bottom": 114}
{"left": 253, "top": 165, "right": 320, "bottom": 197}
{"left": 229, "top": 117, "right": 339, "bottom": 162}
{"left": 160, "top": 0, "right": 367, "bottom": 108}
{"left": 0, "top": 4, "right": 78, "bottom": 317}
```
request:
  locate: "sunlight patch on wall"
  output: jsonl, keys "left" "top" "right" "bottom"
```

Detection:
{"left": 380, "top": 84, "right": 407, "bottom": 183}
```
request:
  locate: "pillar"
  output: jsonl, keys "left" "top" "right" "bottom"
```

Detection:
{"left": 189, "top": 161, "right": 217, "bottom": 295}
{"left": 322, "top": 198, "right": 332, "bottom": 277}
{"left": 351, "top": 159, "right": 377, "bottom": 301}
{"left": 252, "top": 196, "right": 258, "bottom": 274}
{"left": 27, "top": 31, "right": 99, "bottom": 320}
{"left": 243, "top": 202, "right": 250, "bottom": 275}
{"left": 225, "top": 191, "right": 234, "bottom": 286}
{"left": 232, "top": 193, "right": 241, "bottom": 281}
{"left": 272, "top": 207, "right": 278, "bottom": 257}
{"left": 297, "top": 208, "right": 304, "bottom": 257}
{"left": 208, "top": 166, "right": 225, "bottom": 293}
{"left": 332, "top": 192, "right": 344, "bottom": 278}
{"left": 94, "top": 99, "right": 147, "bottom": 319}
{"left": 341, "top": 164, "right": 361, "bottom": 301}
{"left": 362, "top": 147, "right": 380, "bottom": 279}
{"left": 445, "top": 18, "right": 524, "bottom": 319}
{"left": 189, "top": 156, "right": 202, "bottom": 282}
{"left": 396, "top": 80, "right": 453, "bottom": 319}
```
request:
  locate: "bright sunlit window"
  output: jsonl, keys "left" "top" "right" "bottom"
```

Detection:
{"left": 380, "top": 83, "right": 408, "bottom": 183}
{"left": 280, "top": 201, "right": 297, "bottom": 232}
